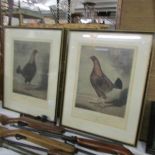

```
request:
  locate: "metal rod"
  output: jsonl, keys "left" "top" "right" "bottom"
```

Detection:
{"left": 68, "top": 0, "right": 71, "bottom": 23}
{"left": 57, "top": 0, "right": 59, "bottom": 23}
{"left": 2, "top": 138, "right": 48, "bottom": 152}
{"left": 0, "top": 0, "right": 2, "bottom": 26}
{"left": 0, "top": 139, "right": 41, "bottom": 155}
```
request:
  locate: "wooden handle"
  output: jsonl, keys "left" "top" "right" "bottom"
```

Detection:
{"left": 0, "top": 126, "right": 75, "bottom": 154}
{"left": 0, "top": 114, "right": 64, "bottom": 133}
{"left": 77, "top": 137, "right": 133, "bottom": 155}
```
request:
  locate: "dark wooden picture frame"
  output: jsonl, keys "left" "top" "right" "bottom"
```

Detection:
{"left": 60, "top": 30, "right": 153, "bottom": 145}
{"left": 0, "top": 27, "right": 4, "bottom": 101}
{"left": 3, "top": 27, "right": 64, "bottom": 122}
{"left": 146, "top": 101, "right": 155, "bottom": 154}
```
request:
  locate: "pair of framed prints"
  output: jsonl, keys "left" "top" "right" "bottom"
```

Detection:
{"left": 3, "top": 27, "right": 153, "bottom": 146}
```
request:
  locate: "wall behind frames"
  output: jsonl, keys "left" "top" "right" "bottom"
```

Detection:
{"left": 117, "top": 0, "right": 155, "bottom": 32}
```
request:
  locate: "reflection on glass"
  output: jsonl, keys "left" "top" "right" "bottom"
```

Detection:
{"left": 1, "top": 0, "right": 118, "bottom": 27}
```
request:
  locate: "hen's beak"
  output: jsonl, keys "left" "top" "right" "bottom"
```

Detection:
{"left": 90, "top": 56, "right": 96, "bottom": 61}
{"left": 33, "top": 50, "right": 38, "bottom": 54}
{"left": 90, "top": 56, "right": 93, "bottom": 60}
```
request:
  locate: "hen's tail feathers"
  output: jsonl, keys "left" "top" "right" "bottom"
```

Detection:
{"left": 114, "top": 78, "right": 123, "bottom": 89}
{"left": 16, "top": 65, "right": 22, "bottom": 74}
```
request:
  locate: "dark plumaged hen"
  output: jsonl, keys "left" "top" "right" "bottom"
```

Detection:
{"left": 90, "top": 56, "right": 122, "bottom": 100}
{"left": 16, "top": 49, "right": 38, "bottom": 84}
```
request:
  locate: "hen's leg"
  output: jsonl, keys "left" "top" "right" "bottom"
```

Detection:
{"left": 97, "top": 97, "right": 106, "bottom": 104}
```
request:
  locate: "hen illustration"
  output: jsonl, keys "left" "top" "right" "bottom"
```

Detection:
{"left": 16, "top": 49, "right": 38, "bottom": 84}
{"left": 90, "top": 56, "right": 123, "bottom": 104}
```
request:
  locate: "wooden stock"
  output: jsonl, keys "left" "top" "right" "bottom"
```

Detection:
{"left": 0, "top": 126, "right": 75, "bottom": 154}
{"left": 76, "top": 137, "right": 133, "bottom": 155}
{"left": 0, "top": 114, "right": 64, "bottom": 133}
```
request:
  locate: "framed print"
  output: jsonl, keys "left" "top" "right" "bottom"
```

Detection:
{"left": 61, "top": 30, "right": 153, "bottom": 145}
{"left": 146, "top": 101, "right": 155, "bottom": 154}
{"left": 4, "top": 27, "right": 63, "bottom": 121}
